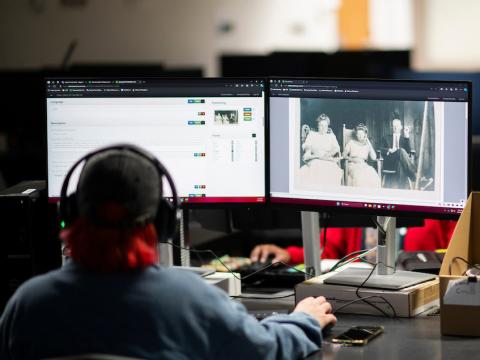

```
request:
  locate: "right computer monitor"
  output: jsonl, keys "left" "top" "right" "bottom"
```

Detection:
{"left": 269, "top": 78, "right": 471, "bottom": 218}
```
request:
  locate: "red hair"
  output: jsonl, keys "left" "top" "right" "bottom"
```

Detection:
{"left": 61, "top": 217, "right": 159, "bottom": 272}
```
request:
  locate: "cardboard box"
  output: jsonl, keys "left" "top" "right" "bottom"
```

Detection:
{"left": 439, "top": 192, "right": 480, "bottom": 336}
{"left": 295, "top": 268, "right": 439, "bottom": 318}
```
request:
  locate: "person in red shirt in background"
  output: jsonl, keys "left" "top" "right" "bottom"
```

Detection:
{"left": 403, "top": 219, "right": 457, "bottom": 251}
{"left": 250, "top": 220, "right": 457, "bottom": 265}
{"left": 250, "top": 228, "right": 364, "bottom": 264}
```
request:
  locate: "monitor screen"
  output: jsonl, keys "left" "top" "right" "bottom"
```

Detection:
{"left": 46, "top": 78, "right": 266, "bottom": 204}
{"left": 269, "top": 78, "right": 471, "bottom": 217}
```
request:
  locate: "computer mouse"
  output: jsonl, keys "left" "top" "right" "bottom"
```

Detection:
{"left": 250, "top": 259, "right": 273, "bottom": 272}
{"left": 251, "top": 255, "right": 275, "bottom": 269}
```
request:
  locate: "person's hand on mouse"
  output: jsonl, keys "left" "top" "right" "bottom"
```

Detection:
{"left": 250, "top": 244, "right": 291, "bottom": 264}
{"left": 293, "top": 296, "right": 337, "bottom": 331}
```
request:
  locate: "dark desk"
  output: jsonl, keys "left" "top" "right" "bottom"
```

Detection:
{"left": 307, "top": 313, "right": 479, "bottom": 359}
{"left": 238, "top": 294, "right": 479, "bottom": 360}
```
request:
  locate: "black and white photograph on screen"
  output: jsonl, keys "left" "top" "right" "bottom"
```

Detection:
{"left": 214, "top": 110, "right": 238, "bottom": 125}
{"left": 297, "top": 98, "right": 436, "bottom": 191}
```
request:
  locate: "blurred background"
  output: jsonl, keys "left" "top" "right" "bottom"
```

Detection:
{"left": 1, "top": 0, "right": 479, "bottom": 186}
{"left": 0, "top": 0, "right": 478, "bottom": 251}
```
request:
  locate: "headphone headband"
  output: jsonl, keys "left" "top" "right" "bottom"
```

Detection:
{"left": 59, "top": 143, "right": 179, "bottom": 241}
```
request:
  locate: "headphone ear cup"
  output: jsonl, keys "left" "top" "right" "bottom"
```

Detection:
{"left": 155, "top": 199, "right": 178, "bottom": 242}
{"left": 62, "top": 192, "right": 78, "bottom": 228}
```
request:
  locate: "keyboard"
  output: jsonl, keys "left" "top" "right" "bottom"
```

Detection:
{"left": 237, "top": 264, "right": 306, "bottom": 288}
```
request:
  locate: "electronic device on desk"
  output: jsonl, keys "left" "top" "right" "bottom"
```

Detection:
{"left": 46, "top": 77, "right": 266, "bottom": 206}
{"left": 396, "top": 251, "right": 445, "bottom": 275}
{"left": 269, "top": 77, "right": 471, "bottom": 290}
{"left": 237, "top": 261, "right": 307, "bottom": 288}
{"left": 0, "top": 181, "right": 61, "bottom": 310}
{"left": 331, "top": 325, "right": 384, "bottom": 345}
{"left": 237, "top": 259, "right": 347, "bottom": 290}
{"left": 46, "top": 77, "right": 267, "bottom": 266}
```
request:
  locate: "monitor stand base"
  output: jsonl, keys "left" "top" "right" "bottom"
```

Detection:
{"left": 324, "top": 267, "right": 436, "bottom": 290}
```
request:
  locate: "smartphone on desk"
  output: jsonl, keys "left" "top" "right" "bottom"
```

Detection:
{"left": 331, "top": 325, "right": 383, "bottom": 345}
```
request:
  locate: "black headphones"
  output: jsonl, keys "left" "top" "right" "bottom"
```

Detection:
{"left": 59, "top": 144, "right": 180, "bottom": 242}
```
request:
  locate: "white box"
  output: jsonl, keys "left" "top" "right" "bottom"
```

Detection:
{"left": 204, "top": 272, "right": 241, "bottom": 296}
{"left": 295, "top": 268, "right": 439, "bottom": 317}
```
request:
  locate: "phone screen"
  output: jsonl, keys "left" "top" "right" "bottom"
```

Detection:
{"left": 332, "top": 326, "right": 383, "bottom": 345}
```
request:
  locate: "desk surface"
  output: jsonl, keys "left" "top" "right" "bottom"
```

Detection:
{"left": 308, "top": 313, "right": 479, "bottom": 360}
{"left": 238, "top": 295, "right": 479, "bottom": 360}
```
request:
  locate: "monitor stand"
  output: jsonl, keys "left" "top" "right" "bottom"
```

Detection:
{"left": 159, "top": 209, "right": 190, "bottom": 267}
{"left": 301, "top": 211, "right": 322, "bottom": 277}
{"left": 321, "top": 216, "right": 436, "bottom": 290}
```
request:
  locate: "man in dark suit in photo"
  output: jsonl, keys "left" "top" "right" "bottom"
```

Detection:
{"left": 381, "top": 116, "right": 416, "bottom": 189}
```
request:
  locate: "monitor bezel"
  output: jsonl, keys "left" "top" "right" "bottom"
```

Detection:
{"left": 267, "top": 76, "right": 472, "bottom": 220}
{"left": 44, "top": 76, "right": 269, "bottom": 209}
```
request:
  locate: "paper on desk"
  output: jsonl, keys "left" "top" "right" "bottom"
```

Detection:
{"left": 443, "top": 277, "right": 480, "bottom": 306}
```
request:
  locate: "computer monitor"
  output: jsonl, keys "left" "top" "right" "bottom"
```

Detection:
{"left": 269, "top": 78, "right": 470, "bottom": 218}
{"left": 269, "top": 78, "right": 471, "bottom": 289}
{"left": 46, "top": 78, "right": 266, "bottom": 205}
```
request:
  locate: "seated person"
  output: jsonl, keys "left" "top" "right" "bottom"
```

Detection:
{"left": 251, "top": 220, "right": 457, "bottom": 265}
{"left": 343, "top": 123, "right": 381, "bottom": 188}
{"left": 403, "top": 219, "right": 457, "bottom": 251}
{"left": 299, "top": 114, "right": 342, "bottom": 187}
{"left": 251, "top": 228, "right": 364, "bottom": 265}
{"left": 0, "top": 145, "right": 336, "bottom": 360}
{"left": 381, "top": 115, "right": 416, "bottom": 189}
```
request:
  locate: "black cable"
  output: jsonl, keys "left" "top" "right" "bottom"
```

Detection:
{"left": 329, "top": 249, "right": 370, "bottom": 272}
{"left": 371, "top": 216, "right": 386, "bottom": 239}
{"left": 333, "top": 295, "right": 394, "bottom": 314}
{"left": 360, "top": 259, "right": 376, "bottom": 266}
{"left": 161, "top": 242, "right": 397, "bottom": 314}
{"left": 159, "top": 241, "right": 315, "bottom": 281}
{"left": 159, "top": 242, "right": 302, "bottom": 300}
{"left": 298, "top": 243, "right": 396, "bottom": 317}
{"left": 275, "top": 261, "right": 315, "bottom": 279}
{"left": 354, "top": 262, "right": 397, "bottom": 318}
{"left": 449, "top": 256, "right": 480, "bottom": 275}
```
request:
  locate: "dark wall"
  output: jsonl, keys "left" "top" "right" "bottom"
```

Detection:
{"left": 0, "top": 65, "right": 203, "bottom": 187}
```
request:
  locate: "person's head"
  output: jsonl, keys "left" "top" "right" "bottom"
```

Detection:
{"left": 354, "top": 123, "right": 368, "bottom": 143}
{"left": 60, "top": 147, "right": 166, "bottom": 272}
{"left": 316, "top": 114, "right": 330, "bottom": 134}
{"left": 391, "top": 111, "right": 402, "bottom": 134}
{"left": 392, "top": 118, "right": 403, "bottom": 134}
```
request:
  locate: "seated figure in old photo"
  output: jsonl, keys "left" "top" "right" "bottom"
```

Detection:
{"left": 343, "top": 123, "right": 381, "bottom": 188}
{"left": 299, "top": 114, "right": 342, "bottom": 187}
{"left": 381, "top": 116, "right": 416, "bottom": 189}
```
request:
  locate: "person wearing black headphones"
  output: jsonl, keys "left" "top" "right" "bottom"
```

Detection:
{"left": 0, "top": 144, "right": 336, "bottom": 360}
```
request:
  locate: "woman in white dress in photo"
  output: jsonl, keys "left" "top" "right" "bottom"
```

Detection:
{"left": 300, "top": 114, "right": 342, "bottom": 187}
{"left": 343, "top": 123, "right": 381, "bottom": 188}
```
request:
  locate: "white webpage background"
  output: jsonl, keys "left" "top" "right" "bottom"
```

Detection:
{"left": 47, "top": 97, "right": 265, "bottom": 198}
{"left": 284, "top": 97, "right": 456, "bottom": 208}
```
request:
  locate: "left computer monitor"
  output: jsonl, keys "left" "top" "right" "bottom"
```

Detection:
{"left": 46, "top": 78, "right": 266, "bottom": 205}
